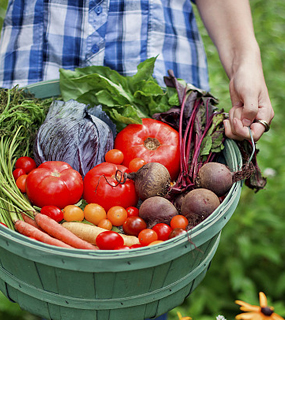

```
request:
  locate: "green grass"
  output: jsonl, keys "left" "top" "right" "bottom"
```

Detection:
{"left": 1, "top": 0, "right": 285, "bottom": 320}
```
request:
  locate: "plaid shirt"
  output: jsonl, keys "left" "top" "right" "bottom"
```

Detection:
{"left": 0, "top": 0, "right": 209, "bottom": 89}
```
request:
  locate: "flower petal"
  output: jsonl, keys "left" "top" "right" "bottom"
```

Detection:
{"left": 271, "top": 313, "right": 284, "bottom": 320}
{"left": 236, "top": 312, "right": 263, "bottom": 320}
{"left": 235, "top": 300, "right": 260, "bottom": 312}
{"left": 259, "top": 292, "right": 268, "bottom": 307}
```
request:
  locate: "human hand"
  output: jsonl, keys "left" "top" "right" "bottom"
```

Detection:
{"left": 223, "top": 62, "right": 274, "bottom": 141}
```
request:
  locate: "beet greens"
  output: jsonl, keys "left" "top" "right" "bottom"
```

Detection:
{"left": 153, "top": 70, "right": 227, "bottom": 199}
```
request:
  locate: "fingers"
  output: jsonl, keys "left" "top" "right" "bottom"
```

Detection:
{"left": 224, "top": 103, "right": 274, "bottom": 142}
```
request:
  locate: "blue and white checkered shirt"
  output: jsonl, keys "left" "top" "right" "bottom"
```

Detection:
{"left": 0, "top": 0, "right": 209, "bottom": 90}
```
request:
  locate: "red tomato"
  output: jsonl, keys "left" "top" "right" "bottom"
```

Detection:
{"left": 105, "top": 149, "right": 124, "bottom": 164}
{"left": 40, "top": 205, "right": 64, "bottom": 223}
{"left": 15, "top": 156, "right": 37, "bottom": 174}
{"left": 152, "top": 223, "right": 172, "bottom": 241}
{"left": 114, "top": 245, "right": 131, "bottom": 250}
{"left": 25, "top": 161, "right": 83, "bottom": 208}
{"left": 16, "top": 174, "right": 28, "bottom": 193}
{"left": 128, "top": 158, "right": 146, "bottom": 172}
{"left": 0, "top": 222, "right": 8, "bottom": 227}
{"left": 123, "top": 216, "right": 147, "bottom": 236}
{"left": 13, "top": 168, "right": 26, "bottom": 180}
{"left": 170, "top": 215, "right": 189, "bottom": 230}
{"left": 138, "top": 228, "right": 158, "bottom": 246}
{"left": 114, "top": 118, "right": 180, "bottom": 180}
{"left": 96, "top": 231, "right": 124, "bottom": 250}
{"left": 126, "top": 206, "right": 139, "bottom": 218}
{"left": 168, "top": 228, "right": 186, "bottom": 239}
{"left": 83, "top": 162, "right": 138, "bottom": 211}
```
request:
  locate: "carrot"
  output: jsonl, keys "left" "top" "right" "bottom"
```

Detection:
{"left": 15, "top": 220, "right": 74, "bottom": 249}
{"left": 35, "top": 213, "right": 98, "bottom": 250}
{"left": 62, "top": 221, "right": 140, "bottom": 247}
{"left": 21, "top": 213, "right": 40, "bottom": 229}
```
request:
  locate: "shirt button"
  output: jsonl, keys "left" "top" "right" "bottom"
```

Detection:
{"left": 91, "top": 45, "right": 99, "bottom": 54}
{"left": 95, "top": 5, "right": 102, "bottom": 14}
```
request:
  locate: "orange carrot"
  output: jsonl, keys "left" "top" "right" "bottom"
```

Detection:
{"left": 21, "top": 213, "right": 40, "bottom": 229}
{"left": 35, "top": 213, "right": 98, "bottom": 250}
{"left": 15, "top": 220, "right": 74, "bottom": 249}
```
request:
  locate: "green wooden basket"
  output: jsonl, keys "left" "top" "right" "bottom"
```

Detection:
{"left": 0, "top": 80, "right": 243, "bottom": 320}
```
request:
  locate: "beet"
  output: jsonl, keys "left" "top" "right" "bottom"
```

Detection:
{"left": 195, "top": 162, "right": 233, "bottom": 197}
{"left": 128, "top": 162, "right": 171, "bottom": 201}
{"left": 180, "top": 188, "right": 220, "bottom": 227}
{"left": 139, "top": 196, "right": 178, "bottom": 228}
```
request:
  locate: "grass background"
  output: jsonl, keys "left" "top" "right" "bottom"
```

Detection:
{"left": 0, "top": 0, "right": 284, "bottom": 320}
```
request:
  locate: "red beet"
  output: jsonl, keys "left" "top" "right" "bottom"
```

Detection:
{"left": 180, "top": 188, "right": 220, "bottom": 227}
{"left": 195, "top": 162, "right": 233, "bottom": 197}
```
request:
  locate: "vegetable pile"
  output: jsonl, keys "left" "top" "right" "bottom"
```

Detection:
{"left": 0, "top": 58, "right": 267, "bottom": 251}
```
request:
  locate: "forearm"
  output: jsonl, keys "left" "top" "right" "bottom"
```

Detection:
{"left": 195, "top": 0, "right": 261, "bottom": 79}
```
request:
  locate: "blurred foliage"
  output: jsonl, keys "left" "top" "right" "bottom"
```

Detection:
{"left": 0, "top": 0, "right": 284, "bottom": 320}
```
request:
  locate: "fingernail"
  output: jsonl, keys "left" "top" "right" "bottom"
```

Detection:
{"left": 242, "top": 118, "right": 251, "bottom": 126}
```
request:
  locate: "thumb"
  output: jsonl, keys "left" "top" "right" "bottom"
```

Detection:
{"left": 241, "top": 97, "right": 259, "bottom": 127}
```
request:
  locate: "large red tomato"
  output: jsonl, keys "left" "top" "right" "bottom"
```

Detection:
{"left": 83, "top": 162, "right": 138, "bottom": 211}
{"left": 114, "top": 118, "right": 180, "bottom": 180}
{"left": 26, "top": 161, "right": 83, "bottom": 208}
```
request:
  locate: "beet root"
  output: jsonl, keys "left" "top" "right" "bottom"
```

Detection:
{"left": 195, "top": 162, "right": 233, "bottom": 197}
{"left": 127, "top": 162, "right": 171, "bottom": 201}
{"left": 180, "top": 188, "right": 220, "bottom": 227}
{"left": 139, "top": 196, "right": 178, "bottom": 228}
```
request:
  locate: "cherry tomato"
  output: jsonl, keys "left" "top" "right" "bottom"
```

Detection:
{"left": 96, "top": 231, "right": 124, "bottom": 250}
{"left": 97, "top": 218, "right": 112, "bottom": 230}
{"left": 149, "top": 240, "right": 164, "bottom": 246}
{"left": 84, "top": 203, "right": 106, "bottom": 225}
{"left": 113, "top": 245, "right": 131, "bottom": 250}
{"left": 63, "top": 205, "right": 84, "bottom": 222}
{"left": 138, "top": 228, "right": 158, "bottom": 246}
{"left": 105, "top": 149, "right": 124, "bottom": 164}
{"left": 129, "top": 244, "right": 143, "bottom": 249}
{"left": 128, "top": 158, "right": 146, "bottom": 172}
{"left": 107, "top": 206, "right": 128, "bottom": 226}
{"left": 114, "top": 118, "right": 180, "bottom": 180}
{"left": 126, "top": 206, "right": 139, "bottom": 218}
{"left": 0, "top": 222, "right": 8, "bottom": 227}
{"left": 170, "top": 215, "right": 189, "bottom": 230}
{"left": 15, "top": 156, "right": 37, "bottom": 174}
{"left": 168, "top": 228, "right": 186, "bottom": 239}
{"left": 26, "top": 161, "right": 83, "bottom": 208}
{"left": 123, "top": 216, "right": 147, "bottom": 236}
{"left": 40, "top": 205, "right": 64, "bottom": 222}
{"left": 16, "top": 174, "right": 28, "bottom": 193}
{"left": 13, "top": 168, "right": 26, "bottom": 180}
{"left": 152, "top": 223, "right": 172, "bottom": 241}
{"left": 83, "top": 162, "right": 138, "bottom": 211}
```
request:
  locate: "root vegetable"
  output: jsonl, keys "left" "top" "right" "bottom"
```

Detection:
{"left": 15, "top": 220, "right": 74, "bottom": 248}
{"left": 35, "top": 213, "right": 98, "bottom": 250}
{"left": 117, "top": 162, "right": 171, "bottom": 201}
{"left": 180, "top": 188, "right": 220, "bottom": 227}
{"left": 195, "top": 162, "right": 233, "bottom": 197}
{"left": 62, "top": 222, "right": 140, "bottom": 247}
{"left": 138, "top": 196, "right": 178, "bottom": 228}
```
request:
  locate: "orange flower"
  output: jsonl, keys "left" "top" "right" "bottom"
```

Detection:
{"left": 177, "top": 311, "right": 192, "bottom": 320}
{"left": 235, "top": 292, "right": 284, "bottom": 320}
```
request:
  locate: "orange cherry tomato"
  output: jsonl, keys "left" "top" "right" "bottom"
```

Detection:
{"left": 84, "top": 203, "right": 106, "bottom": 225}
{"left": 107, "top": 206, "right": 128, "bottom": 226}
{"left": 128, "top": 158, "right": 146, "bottom": 173}
{"left": 97, "top": 218, "right": 112, "bottom": 230}
{"left": 105, "top": 149, "right": 124, "bottom": 164}
{"left": 63, "top": 205, "right": 84, "bottom": 222}
{"left": 170, "top": 215, "right": 189, "bottom": 230}
{"left": 149, "top": 240, "right": 164, "bottom": 246}
{"left": 138, "top": 229, "right": 158, "bottom": 246}
{"left": 16, "top": 174, "right": 28, "bottom": 193}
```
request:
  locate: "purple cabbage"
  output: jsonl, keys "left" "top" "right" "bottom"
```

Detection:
{"left": 33, "top": 100, "right": 116, "bottom": 177}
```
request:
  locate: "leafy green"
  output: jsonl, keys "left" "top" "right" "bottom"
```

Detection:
{"left": 59, "top": 57, "right": 175, "bottom": 131}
